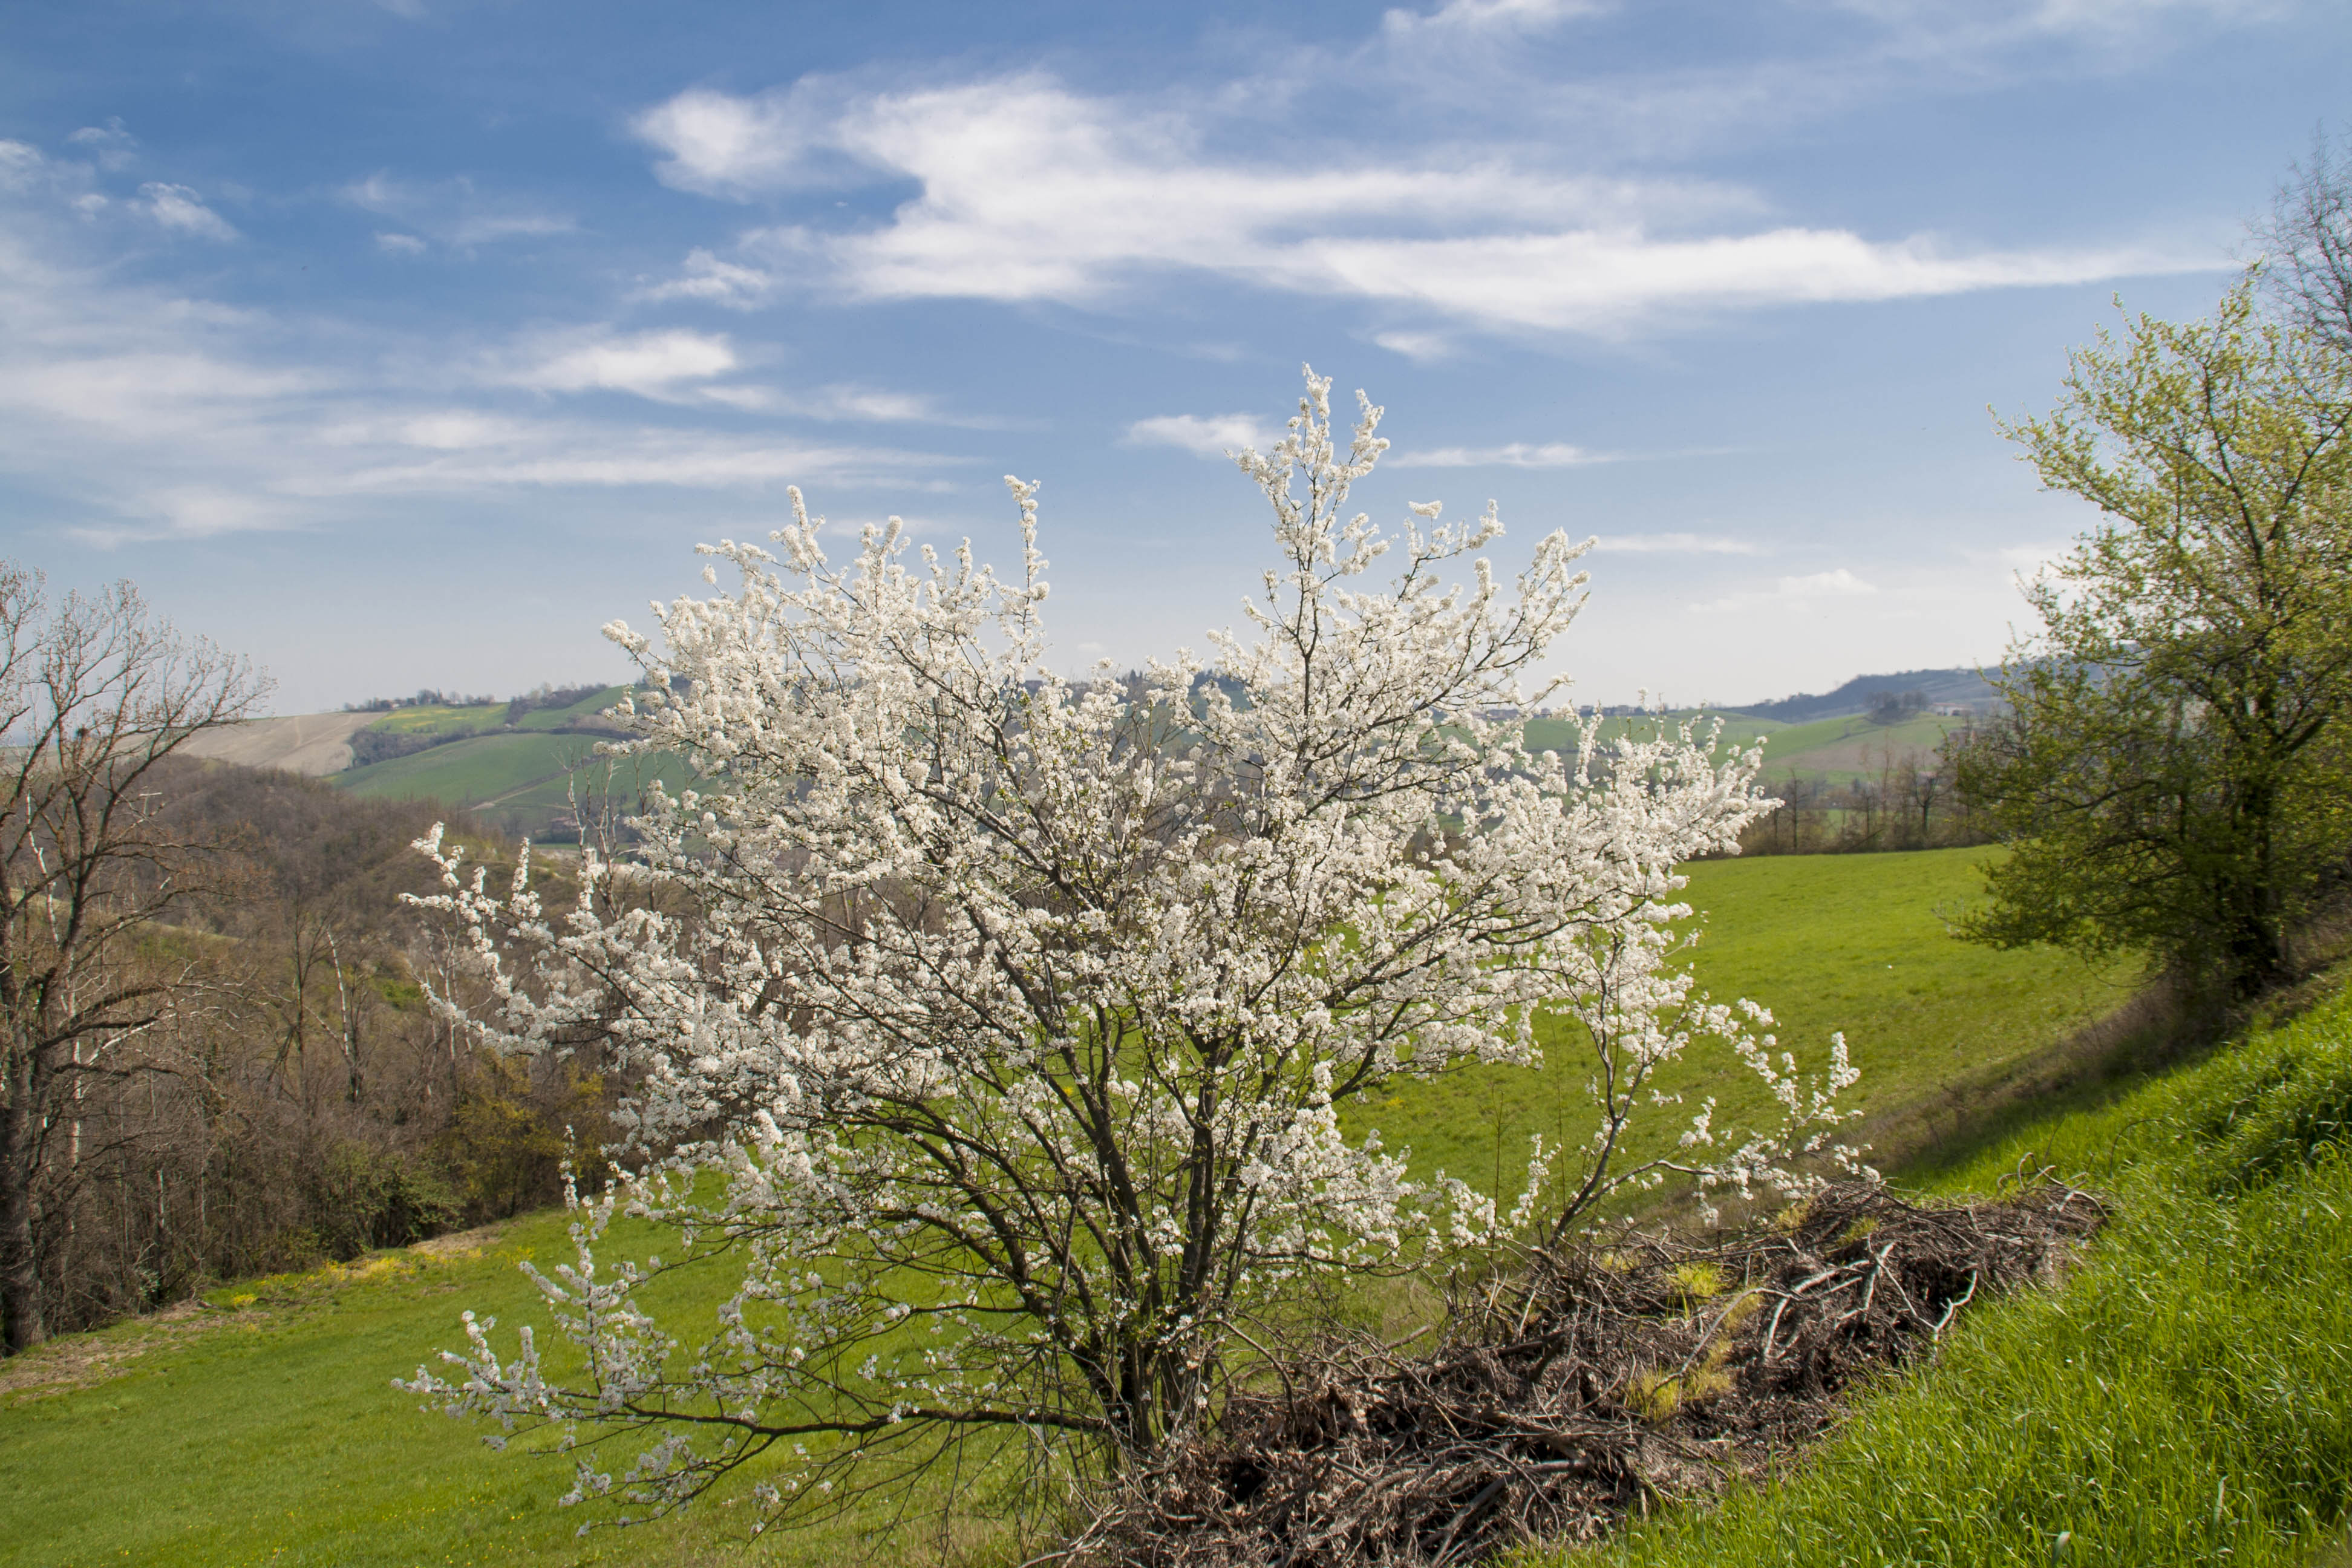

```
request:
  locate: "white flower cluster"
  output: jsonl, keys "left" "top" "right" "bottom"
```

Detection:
{"left": 400, "top": 370, "right": 1861, "bottom": 1528}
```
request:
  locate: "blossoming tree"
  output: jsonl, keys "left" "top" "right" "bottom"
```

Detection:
{"left": 405, "top": 372, "right": 1857, "bottom": 1530}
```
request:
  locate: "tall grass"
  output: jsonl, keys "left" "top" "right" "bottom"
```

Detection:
{"left": 1521, "top": 979, "right": 2352, "bottom": 1567}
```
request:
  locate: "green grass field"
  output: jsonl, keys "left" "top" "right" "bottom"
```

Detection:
{"left": 337, "top": 727, "right": 694, "bottom": 842}
{"left": 0, "top": 848, "right": 2159, "bottom": 1567}
{"left": 1519, "top": 710, "right": 1965, "bottom": 791}
{"left": 1362, "top": 847, "right": 2131, "bottom": 1205}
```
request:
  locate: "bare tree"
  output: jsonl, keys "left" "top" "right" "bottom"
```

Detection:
{"left": 0, "top": 568, "right": 264, "bottom": 1353}
{"left": 2256, "top": 130, "right": 2352, "bottom": 352}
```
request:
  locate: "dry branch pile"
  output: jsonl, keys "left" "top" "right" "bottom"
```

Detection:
{"left": 1065, "top": 1180, "right": 2105, "bottom": 1568}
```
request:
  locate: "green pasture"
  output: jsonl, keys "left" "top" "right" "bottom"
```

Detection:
{"left": 509, "top": 687, "right": 631, "bottom": 732}
{"left": 337, "top": 731, "right": 696, "bottom": 841}
{"left": 0, "top": 846, "right": 2151, "bottom": 1567}
{"left": 1520, "top": 711, "right": 1791, "bottom": 758}
{"left": 341, "top": 731, "right": 607, "bottom": 804}
{"left": 0, "top": 1224, "right": 847, "bottom": 1567}
{"left": 1360, "top": 846, "right": 2130, "bottom": 1206}
{"left": 1518, "top": 710, "right": 1965, "bottom": 789}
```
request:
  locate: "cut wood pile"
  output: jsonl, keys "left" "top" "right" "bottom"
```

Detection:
{"left": 1065, "top": 1180, "right": 2105, "bottom": 1568}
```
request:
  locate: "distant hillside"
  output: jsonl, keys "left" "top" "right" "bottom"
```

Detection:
{"left": 1729, "top": 667, "right": 1998, "bottom": 724}
{"left": 177, "top": 710, "right": 381, "bottom": 776}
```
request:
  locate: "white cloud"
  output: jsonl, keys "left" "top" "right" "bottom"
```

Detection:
{"left": 135, "top": 183, "right": 238, "bottom": 241}
{"left": 1382, "top": 0, "right": 1608, "bottom": 36}
{"left": 1370, "top": 329, "right": 1455, "bottom": 360}
{"left": 66, "top": 119, "right": 138, "bottom": 171}
{"left": 0, "top": 221, "right": 954, "bottom": 543}
{"left": 1388, "top": 441, "right": 1612, "bottom": 468}
{"left": 1779, "top": 567, "right": 1878, "bottom": 596}
{"left": 342, "top": 173, "right": 573, "bottom": 248}
{"left": 0, "top": 142, "right": 47, "bottom": 189}
{"left": 1595, "top": 532, "right": 1768, "bottom": 555}
{"left": 325, "top": 432, "right": 953, "bottom": 494}
{"left": 1123, "top": 413, "right": 1279, "bottom": 457}
{"left": 375, "top": 231, "right": 426, "bottom": 254}
{"left": 633, "top": 85, "right": 841, "bottom": 198}
{"left": 1694, "top": 567, "right": 1879, "bottom": 612}
{"left": 636, "top": 247, "right": 779, "bottom": 309}
{"left": 503, "top": 328, "right": 739, "bottom": 399}
{"left": 638, "top": 76, "right": 2223, "bottom": 339}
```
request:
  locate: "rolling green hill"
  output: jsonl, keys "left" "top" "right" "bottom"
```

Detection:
{"left": 335, "top": 688, "right": 686, "bottom": 841}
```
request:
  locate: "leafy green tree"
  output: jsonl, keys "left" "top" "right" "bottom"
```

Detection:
{"left": 1954, "top": 282, "right": 2352, "bottom": 997}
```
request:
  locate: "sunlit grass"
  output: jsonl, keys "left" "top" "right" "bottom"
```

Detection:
{"left": 1362, "top": 846, "right": 2133, "bottom": 1207}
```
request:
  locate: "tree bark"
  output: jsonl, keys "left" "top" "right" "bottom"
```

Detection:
{"left": 1, "top": 1051, "right": 46, "bottom": 1353}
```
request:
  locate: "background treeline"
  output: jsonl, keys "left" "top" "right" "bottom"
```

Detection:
{"left": 33, "top": 759, "right": 607, "bottom": 1338}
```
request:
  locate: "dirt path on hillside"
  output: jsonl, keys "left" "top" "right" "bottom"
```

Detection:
{"left": 180, "top": 710, "right": 378, "bottom": 776}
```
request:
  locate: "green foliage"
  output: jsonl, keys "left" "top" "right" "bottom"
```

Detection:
{"left": 1532, "top": 979, "right": 2352, "bottom": 1568}
{"left": 437, "top": 1057, "right": 605, "bottom": 1223}
{"left": 1955, "top": 281, "right": 2352, "bottom": 995}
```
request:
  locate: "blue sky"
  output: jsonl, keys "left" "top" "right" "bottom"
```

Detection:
{"left": 2, "top": 0, "right": 2345, "bottom": 714}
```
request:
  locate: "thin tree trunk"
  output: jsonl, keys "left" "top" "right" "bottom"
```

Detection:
{"left": 1, "top": 1054, "right": 46, "bottom": 1353}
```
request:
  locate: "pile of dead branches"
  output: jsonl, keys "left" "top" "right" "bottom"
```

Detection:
{"left": 1063, "top": 1179, "right": 2105, "bottom": 1568}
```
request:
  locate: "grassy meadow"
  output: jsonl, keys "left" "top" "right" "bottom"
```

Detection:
{"left": 0, "top": 845, "right": 2147, "bottom": 1567}
{"left": 1363, "top": 846, "right": 2131, "bottom": 1204}
{"left": 1519, "top": 710, "right": 1967, "bottom": 792}
{"left": 338, "top": 688, "right": 693, "bottom": 841}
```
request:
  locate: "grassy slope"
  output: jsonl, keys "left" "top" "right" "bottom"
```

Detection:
{"left": 0, "top": 1226, "right": 875, "bottom": 1568}
{"left": 1363, "top": 847, "right": 2130, "bottom": 1205}
{"left": 339, "top": 731, "right": 604, "bottom": 805}
{"left": 1525, "top": 978, "right": 2352, "bottom": 1568}
{"left": 1519, "top": 711, "right": 1962, "bottom": 789}
{"left": 0, "top": 849, "right": 2135, "bottom": 1566}
{"left": 338, "top": 711, "right": 691, "bottom": 841}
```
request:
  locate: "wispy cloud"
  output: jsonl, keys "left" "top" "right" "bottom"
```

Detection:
{"left": 500, "top": 328, "right": 740, "bottom": 400}
{"left": 1387, "top": 441, "right": 1613, "bottom": 468}
{"left": 1595, "top": 532, "right": 1767, "bottom": 555}
{"left": 135, "top": 183, "right": 238, "bottom": 241}
{"left": 341, "top": 173, "right": 574, "bottom": 249}
{"left": 635, "top": 247, "right": 779, "bottom": 309}
{"left": 630, "top": 75, "right": 2222, "bottom": 339}
{"left": 0, "top": 203, "right": 955, "bottom": 543}
{"left": 1381, "top": 0, "right": 1609, "bottom": 38}
{"left": 1123, "top": 413, "right": 1280, "bottom": 457}
{"left": 66, "top": 119, "right": 139, "bottom": 172}
{"left": 1693, "top": 567, "right": 1879, "bottom": 612}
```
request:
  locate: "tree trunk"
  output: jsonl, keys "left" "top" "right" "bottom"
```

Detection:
{"left": 0, "top": 1060, "right": 45, "bottom": 1353}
